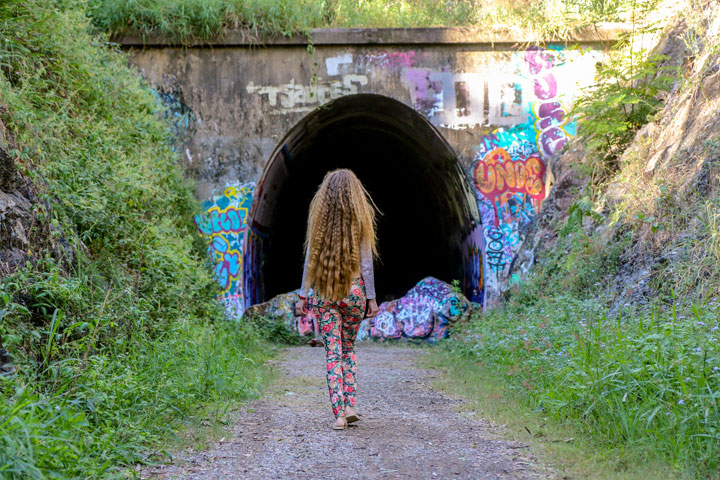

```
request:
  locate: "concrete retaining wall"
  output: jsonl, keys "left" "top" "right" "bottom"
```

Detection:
{"left": 122, "top": 27, "right": 618, "bottom": 315}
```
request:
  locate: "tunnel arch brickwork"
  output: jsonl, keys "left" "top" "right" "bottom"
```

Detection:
{"left": 123, "top": 29, "right": 616, "bottom": 315}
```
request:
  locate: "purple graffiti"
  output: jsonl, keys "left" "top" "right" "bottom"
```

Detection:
{"left": 405, "top": 68, "right": 444, "bottom": 115}
{"left": 525, "top": 47, "right": 570, "bottom": 158}
{"left": 359, "top": 277, "right": 471, "bottom": 343}
{"left": 537, "top": 102, "right": 566, "bottom": 129}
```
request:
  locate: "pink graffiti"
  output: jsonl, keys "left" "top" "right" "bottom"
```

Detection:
{"left": 525, "top": 47, "right": 569, "bottom": 158}
{"left": 365, "top": 277, "right": 470, "bottom": 343}
{"left": 533, "top": 74, "right": 557, "bottom": 100}
{"left": 525, "top": 47, "right": 556, "bottom": 75}
{"left": 366, "top": 50, "right": 416, "bottom": 69}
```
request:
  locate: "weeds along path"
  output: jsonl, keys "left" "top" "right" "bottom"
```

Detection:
{"left": 142, "top": 344, "right": 550, "bottom": 480}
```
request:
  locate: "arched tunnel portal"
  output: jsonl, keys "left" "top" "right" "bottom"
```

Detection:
{"left": 243, "top": 94, "right": 481, "bottom": 307}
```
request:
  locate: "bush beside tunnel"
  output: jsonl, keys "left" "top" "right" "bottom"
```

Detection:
{"left": 243, "top": 94, "right": 483, "bottom": 308}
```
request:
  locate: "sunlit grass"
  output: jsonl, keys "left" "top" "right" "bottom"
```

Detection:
{"left": 444, "top": 295, "right": 720, "bottom": 476}
{"left": 87, "top": 0, "right": 625, "bottom": 42}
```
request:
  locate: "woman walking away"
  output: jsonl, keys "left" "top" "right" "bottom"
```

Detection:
{"left": 295, "top": 169, "right": 380, "bottom": 430}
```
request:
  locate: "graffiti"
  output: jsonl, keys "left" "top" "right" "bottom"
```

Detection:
{"left": 484, "top": 227, "right": 510, "bottom": 273}
{"left": 195, "top": 183, "right": 254, "bottom": 318}
{"left": 246, "top": 75, "right": 369, "bottom": 114}
{"left": 525, "top": 47, "right": 572, "bottom": 158}
{"left": 462, "top": 224, "right": 484, "bottom": 304}
{"left": 467, "top": 45, "right": 593, "bottom": 306}
{"left": 403, "top": 69, "right": 528, "bottom": 129}
{"left": 242, "top": 224, "right": 267, "bottom": 309}
{"left": 357, "top": 277, "right": 471, "bottom": 343}
{"left": 362, "top": 50, "right": 417, "bottom": 70}
{"left": 150, "top": 87, "right": 195, "bottom": 160}
{"left": 474, "top": 147, "right": 546, "bottom": 227}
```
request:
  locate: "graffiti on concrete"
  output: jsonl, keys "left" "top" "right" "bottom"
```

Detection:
{"left": 404, "top": 69, "right": 527, "bottom": 129}
{"left": 470, "top": 45, "right": 588, "bottom": 305}
{"left": 462, "top": 224, "right": 484, "bottom": 305}
{"left": 362, "top": 50, "right": 417, "bottom": 70}
{"left": 474, "top": 147, "right": 546, "bottom": 227}
{"left": 357, "top": 277, "right": 471, "bottom": 343}
{"left": 243, "top": 277, "right": 471, "bottom": 343}
{"left": 525, "top": 46, "right": 574, "bottom": 158}
{"left": 150, "top": 87, "right": 195, "bottom": 162}
{"left": 246, "top": 75, "right": 369, "bottom": 114}
{"left": 195, "top": 183, "right": 254, "bottom": 318}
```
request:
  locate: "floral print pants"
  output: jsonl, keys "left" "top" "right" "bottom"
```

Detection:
{"left": 311, "top": 277, "right": 366, "bottom": 418}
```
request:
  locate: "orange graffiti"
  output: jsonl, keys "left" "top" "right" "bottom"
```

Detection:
{"left": 473, "top": 148, "right": 545, "bottom": 201}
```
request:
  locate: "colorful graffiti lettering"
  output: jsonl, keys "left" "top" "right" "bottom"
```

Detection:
{"left": 195, "top": 183, "right": 254, "bottom": 318}
{"left": 474, "top": 147, "right": 545, "bottom": 228}
{"left": 469, "top": 45, "right": 586, "bottom": 306}
{"left": 525, "top": 47, "right": 572, "bottom": 158}
{"left": 358, "top": 277, "right": 471, "bottom": 343}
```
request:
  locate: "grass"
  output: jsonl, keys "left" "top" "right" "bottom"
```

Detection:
{"left": 442, "top": 292, "right": 720, "bottom": 477}
{"left": 87, "top": 0, "right": 632, "bottom": 43}
{"left": 0, "top": 319, "right": 273, "bottom": 478}
{"left": 0, "top": 1, "right": 286, "bottom": 477}
{"left": 428, "top": 349, "right": 690, "bottom": 479}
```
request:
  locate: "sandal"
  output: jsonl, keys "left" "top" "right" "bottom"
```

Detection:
{"left": 332, "top": 417, "right": 347, "bottom": 430}
{"left": 345, "top": 413, "right": 362, "bottom": 424}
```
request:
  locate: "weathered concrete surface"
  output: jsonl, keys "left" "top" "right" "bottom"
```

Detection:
{"left": 122, "top": 29, "right": 615, "bottom": 313}
{"left": 128, "top": 40, "right": 603, "bottom": 197}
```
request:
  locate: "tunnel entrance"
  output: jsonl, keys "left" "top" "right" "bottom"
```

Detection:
{"left": 243, "top": 94, "right": 480, "bottom": 307}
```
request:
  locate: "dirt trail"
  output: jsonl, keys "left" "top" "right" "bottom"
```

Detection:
{"left": 142, "top": 344, "right": 551, "bottom": 480}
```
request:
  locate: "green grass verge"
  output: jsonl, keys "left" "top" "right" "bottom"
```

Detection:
{"left": 441, "top": 295, "right": 720, "bottom": 478}
{"left": 428, "top": 349, "right": 687, "bottom": 480}
{"left": 0, "top": 1, "right": 281, "bottom": 477}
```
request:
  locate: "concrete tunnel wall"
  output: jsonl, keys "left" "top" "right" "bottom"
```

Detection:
{"left": 243, "top": 94, "right": 479, "bottom": 307}
{"left": 122, "top": 28, "right": 617, "bottom": 316}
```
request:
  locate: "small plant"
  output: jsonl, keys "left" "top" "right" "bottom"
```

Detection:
{"left": 574, "top": 52, "right": 676, "bottom": 185}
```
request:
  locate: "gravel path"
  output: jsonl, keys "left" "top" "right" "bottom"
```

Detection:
{"left": 142, "top": 344, "right": 552, "bottom": 480}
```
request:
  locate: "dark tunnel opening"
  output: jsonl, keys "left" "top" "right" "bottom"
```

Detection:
{"left": 244, "top": 94, "right": 480, "bottom": 306}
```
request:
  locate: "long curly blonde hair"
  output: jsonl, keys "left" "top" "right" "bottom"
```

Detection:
{"left": 304, "top": 169, "right": 377, "bottom": 302}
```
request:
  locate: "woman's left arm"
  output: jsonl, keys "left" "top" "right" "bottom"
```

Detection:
{"left": 360, "top": 242, "right": 378, "bottom": 317}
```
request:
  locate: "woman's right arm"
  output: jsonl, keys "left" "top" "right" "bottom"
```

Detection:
{"left": 296, "top": 243, "right": 310, "bottom": 315}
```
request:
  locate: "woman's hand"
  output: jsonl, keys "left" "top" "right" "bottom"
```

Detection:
{"left": 366, "top": 298, "right": 379, "bottom": 318}
{"left": 294, "top": 299, "right": 306, "bottom": 316}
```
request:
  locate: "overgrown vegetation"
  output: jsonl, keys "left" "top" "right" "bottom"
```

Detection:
{"left": 446, "top": 288, "right": 720, "bottom": 475}
{"left": 572, "top": 0, "right": 675, "bottom": 186}
{"left": 0, "top": 1, "right": 275, "bottom": 477}
{"left": 87, "top": 0, "right": 634, "bottom": 43}
{"left": 445, "top": 1, "right": 720, "bottom": 476}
